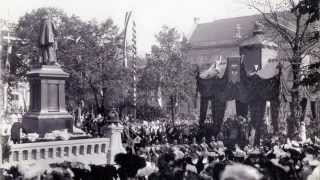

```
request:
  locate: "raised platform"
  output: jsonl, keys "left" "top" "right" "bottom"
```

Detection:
{"left": 3, "top": 137, "right": 110, "bottom": 168}
{"left": 0, "top": 123, "right": 125, "bottom": 168}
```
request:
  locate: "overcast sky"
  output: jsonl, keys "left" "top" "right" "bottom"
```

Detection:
{"left": 0, "top": 0, "right": 257, "bottom": 56}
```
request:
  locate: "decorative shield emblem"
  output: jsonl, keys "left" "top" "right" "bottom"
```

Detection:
{"left": 227, "top": 57, "right": 241, "bottom": 83}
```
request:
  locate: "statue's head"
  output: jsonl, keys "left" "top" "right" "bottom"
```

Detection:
{"left": 41, "top": 9, "right": 51, "bottom": 21}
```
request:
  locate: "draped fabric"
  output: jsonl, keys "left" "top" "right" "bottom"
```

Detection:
{"left": 244, "top": 73, "right": 280, "bottom": 102}
{"left": 197, "top": 60, "right": 280, "bottom": 102}
{"left": 196, "top": 58, "right": 281, "bottom": 143}
{"left": 197, "top": 71, "right": 227, "bottom": 98}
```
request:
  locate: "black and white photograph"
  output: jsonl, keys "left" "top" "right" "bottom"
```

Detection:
{"left": 0, "top": 0, "right": 320, "bottom": 179}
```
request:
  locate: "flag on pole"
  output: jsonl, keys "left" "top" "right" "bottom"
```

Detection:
{"left": 123, "top": 11, "right": 132, "bottom": 68}
{"left": 132, "top": 20, "right": 137, "bottom": 120}
{"left": 5, "top": 31, "right": 11, "bottom": 71}
{"left": 132, "top": 21, "right": 137, "bottom": 55}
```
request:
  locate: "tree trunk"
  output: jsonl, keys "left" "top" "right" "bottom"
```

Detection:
{"left": 89, "top": 81, "right": 101, "bottom": 116}
{"left": 288, "top": 60, "right": 302, "bottom": 138}
{"left": 170, "top": 95, "right": 175, "bottom": 125}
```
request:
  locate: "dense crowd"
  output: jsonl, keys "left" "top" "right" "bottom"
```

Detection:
{"left": 2, "top": 117, "right": 320, "bottom": 180}
{"left": 3, "top": 118, "right": 320, "bottom": 180}
{"left": 3, "top": 135, "right": 320, "bottom": 180}
{"left": 121, "top": 117, "right": 255, "bottom": 149}
{"left": 122, "top": 120, "right": 199, "bottom": 147}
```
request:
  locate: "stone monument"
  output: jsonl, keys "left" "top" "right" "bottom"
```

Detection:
{"left": 22, "top": 12, "right": 73, "bottom": 136}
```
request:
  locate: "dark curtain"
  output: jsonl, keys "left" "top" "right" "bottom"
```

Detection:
{"left": 211, "top": 96, "right": 227, "bottom": 136}
{"left": 236, "top": 100, "right": 248, "bottom": 117}
{"left": 196, "top": 60, "right": 281, "bottom": 140}
{"left": 270, "top": 99, "right": 280, "bottom": 133}
{"left": 249, "top": 100, "right": 266, "bottom": 145}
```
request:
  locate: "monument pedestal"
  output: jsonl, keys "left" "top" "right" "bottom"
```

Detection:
{"left": 22, "top": 65, "right": 73, "bottom": 136}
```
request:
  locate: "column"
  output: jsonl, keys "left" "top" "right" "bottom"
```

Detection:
{"left": 40, "top": 79, "right": 48, "bottom": 113}
{"left": 106, "top": 123, "right": 125, "bottom": 164}
{"left": 59, "top": 81, "right": 66, "bottom": 112}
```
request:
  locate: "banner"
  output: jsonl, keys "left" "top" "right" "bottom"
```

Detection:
{"left": 227, "top": 57, "right": 241, "bottom": 83}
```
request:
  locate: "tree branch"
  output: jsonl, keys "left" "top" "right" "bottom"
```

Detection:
{"left": 248, "top": 2, "right": 295, "bottom": 49}
{"left": 300, "top": 14, "right": 312, "bottom": 41}
{"left": 301, "top": 39, "right": 319, "bottom": 55}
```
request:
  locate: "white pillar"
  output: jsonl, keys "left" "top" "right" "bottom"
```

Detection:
{"left": 0, "top": 144, "right": 3, "bottom": 168}
{"left": 106, "top": 123, "right": 125, "bottom": 164}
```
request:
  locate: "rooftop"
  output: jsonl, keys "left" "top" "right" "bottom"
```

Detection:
{"left": 188, "top": 13, "right": 294, "bottom": 48}
{"left": 189, "top": 15, "right": 262, "bottom": 48}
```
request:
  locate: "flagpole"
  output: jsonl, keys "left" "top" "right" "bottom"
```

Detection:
{"left": 124, "top": 11, "right": 132, "bottom": 68}
{"left": 0, "top": 23, "right": 3, "bottom": 118}
{"left": 3, "top": 9, "right": 11, "bottom": 114}
{"left": 122, "top": 11, "right": 131, "bottom": 121}
{"left": 132, "top": 20, "right": 137, "bottom": 122}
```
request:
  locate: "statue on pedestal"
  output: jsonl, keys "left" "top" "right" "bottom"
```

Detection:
{"left": 38, "top": 11, "right": 58, "bottom": 65}
{"left": 22, "top": 11, "right": 73, "bottom": 135}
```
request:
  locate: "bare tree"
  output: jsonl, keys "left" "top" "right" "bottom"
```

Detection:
{"left": 248, "top": 0, "right": 320, "bottom": 137}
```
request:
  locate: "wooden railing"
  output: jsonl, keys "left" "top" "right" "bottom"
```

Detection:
{"left": 3, "top": 137, "right": 110, "bottom": 167}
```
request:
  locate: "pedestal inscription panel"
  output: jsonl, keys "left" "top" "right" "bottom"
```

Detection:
{"left": 48, "top": 83, "right": 59, "bottom": 112}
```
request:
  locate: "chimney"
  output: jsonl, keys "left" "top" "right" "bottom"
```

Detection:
{"left": 253, "top": 21, "right": 264, "bottom": 36}
{"left": 187, "top": 17, "right": 200, "bottom": 40}
{"left": 235, "top": 24, "right": 242, "bottom": 39}
{"left": 194, "top": 17, "right": 200, "bottom": 25}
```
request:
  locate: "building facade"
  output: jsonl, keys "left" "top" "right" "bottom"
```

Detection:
{"left": 187, "top": 15, "right": 262, "bottom": 70}
{"left": 0, "top": 19, "right": 30, "bottom": 119}
{"left": 186, "top": 14, "right": 320, "bottom": 122}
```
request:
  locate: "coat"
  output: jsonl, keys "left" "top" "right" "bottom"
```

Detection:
{"left": 39, "top": 16, "right": 56, "bottom": 46}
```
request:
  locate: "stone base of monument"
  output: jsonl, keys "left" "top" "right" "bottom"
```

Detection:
{"left": 22, "top": 112, "right": 73, "bottom": 136}
{"left": 22, "top": 65, "right": 73, "bottom": 136}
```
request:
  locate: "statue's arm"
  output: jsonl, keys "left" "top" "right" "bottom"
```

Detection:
{"left": 52, "top": 21, "right": 57, "bottom": 36}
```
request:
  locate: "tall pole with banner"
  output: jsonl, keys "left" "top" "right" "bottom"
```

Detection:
{"left": 123, "top": 11, "right": 132, "bottom": 68}
{"left": 132, "top": 20, "right": 137, "bottom": 121}
{"left": 123, "top": 11, "right": 137, "bottom": 121}
{"left": 0, "top": 23, "right": 3, "bottom": 118}
{"left": 132, "top": 21, "right": 137, "bottom": 120}
{"left": 121, "top": 11, "right": 131, "bottom": 120}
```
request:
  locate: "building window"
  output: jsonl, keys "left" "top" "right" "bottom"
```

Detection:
{"left": 56, "top": 147, "right": 61, "bottom": 158}
{"left": 87, "top": 145, "right": 92, "bottom": 154}
{"left": 40, "top": 149, "right": 45, "bottom": 159}
{"left": 101, "top": 144, "right": 106, "bottom": 153}
{"left": 13, "top": 151, "right": 19, "bottom": 161}
{"left": 31, "top": 149, "right": 37, "bottom": 160}
{"left": 22, "top": 150, "right": 28, "bottom": 160}
{"left": 48, "top": 148, "right": 53, "bottom": 158}
{"left": 64, "top": 147, "right": 69, "bottom": 157}
{"left": 79, "top": 145, "right": 84, "bottom": 155}
{"left": 94, "top": 144, "right": 99, "bottom": 154}
{"left": 72, "top": 146, "right": 77, "bottom": 156}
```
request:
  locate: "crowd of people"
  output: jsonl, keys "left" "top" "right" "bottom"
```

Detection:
{"left": 2, "top": 117, "right": 320, "bottom": 180}
{"left": 121, "top": 116, "right": 258, "bottom": 149}
{"left": 3, "top": 133, "right": 320, "bottom": 180}
{"left": 122, "top": 119, "right": 199, "bottom": 147}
